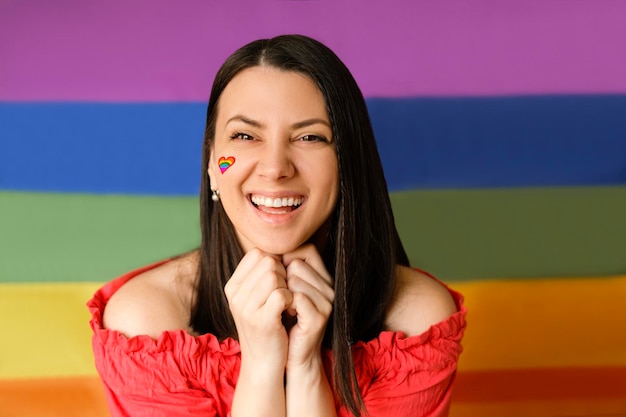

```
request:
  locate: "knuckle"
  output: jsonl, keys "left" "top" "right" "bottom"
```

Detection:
{"left": 286, "top": 277, "right": 302, "bottom": 292}
{"left": 223, "top": 281, "right": 235, "bottom": 298}
{"left": 322, "top": 287, "right": 333, "bottom": 299}
{"left": 321, "top": 300, "right": 333, "bottom": 316}
{"left": 269, "top": 274, "right": 282, "bottom": 290}
{"left": 243, "top": 248, "right": 263, "bottom": 265}
{"left": 260, "top": 254, "right": 280, "bottom": 269}
{"left": 288, "top": 258, "right": 305, "bottom": 270}
{"left": 293, "top": 292, "right": 307, "bottom": 304}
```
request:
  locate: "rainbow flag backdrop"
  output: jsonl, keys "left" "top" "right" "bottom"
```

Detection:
{"left": 1, "top": 2, "right": 625, "bottom": 416}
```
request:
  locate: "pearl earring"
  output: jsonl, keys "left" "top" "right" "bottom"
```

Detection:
{"left": 211, "top": 189, "right": 220, "bottom": 202}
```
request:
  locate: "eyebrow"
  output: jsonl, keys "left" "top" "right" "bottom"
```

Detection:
{"left": 291, "top": 118, "right": 331, "bottom": 129}
{"left": 225, "top": 115, "right": 263, "bottom": 128}
{"left": 225, "top": 115, "right": 331, "bottom": 130}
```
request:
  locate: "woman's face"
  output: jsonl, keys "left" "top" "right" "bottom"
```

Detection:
{"left": 208, "top": 66, "right": 339, "bottom": 255}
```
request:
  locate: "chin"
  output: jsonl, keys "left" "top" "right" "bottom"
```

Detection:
{"left": 238, "top": 227, "right": 327, "bottom": 256}
{"left": 240, "top": 232, "right": 311, "bottom": 255}
{"left": 254, "top": 241, "right": 303, "bottom": 256}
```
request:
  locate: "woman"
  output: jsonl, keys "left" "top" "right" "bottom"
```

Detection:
{"left": 88, "top": 34, "right": 466, "bottom": 417}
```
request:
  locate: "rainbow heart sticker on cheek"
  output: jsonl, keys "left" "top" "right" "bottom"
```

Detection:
{"left": 218, "top": 156, "right": 235, "bottom": 174}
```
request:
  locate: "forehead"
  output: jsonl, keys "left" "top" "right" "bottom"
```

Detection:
{"left": 216, "top": 66, "right": 329, "bottom": 123}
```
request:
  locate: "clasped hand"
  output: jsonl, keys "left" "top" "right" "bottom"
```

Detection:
{"left": 224, "top": 244, "right": 335, "bottom": 372}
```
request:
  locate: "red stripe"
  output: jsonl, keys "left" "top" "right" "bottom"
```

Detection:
{"left": 452, "top": 367, "right": 626, "bottom": 402}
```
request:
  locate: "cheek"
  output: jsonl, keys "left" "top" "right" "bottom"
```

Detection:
{"left": 211, "top": 150, "right": 241, "bottom": 181}
{"left": 327, "top": 158, "right": 340, "bottom": 191}
{"left": 212, "top": 154, "right": 254, "bottom": 193}
{"left": 216, "top": 155, "right": 237, "bottom": 174}
{"left": 315, "top": 157, "right": 339, "bottom": 210}
{"left": 330, "top": 163, "right": 340, "bottom": 207}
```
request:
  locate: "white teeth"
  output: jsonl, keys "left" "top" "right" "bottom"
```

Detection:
{"left": 251, "top": 195, "right": 303, "bottom": 208}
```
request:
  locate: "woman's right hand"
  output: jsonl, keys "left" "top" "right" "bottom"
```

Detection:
{"left": 224, "top": 248, "right": 294, "bottom": 372}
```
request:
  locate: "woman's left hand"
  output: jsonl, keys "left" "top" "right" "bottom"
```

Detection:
{"left": 282, "top": 244, "right": 335, "bottom": 370}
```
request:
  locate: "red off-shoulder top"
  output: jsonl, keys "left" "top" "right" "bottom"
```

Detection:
{"left": 88, "top": 261, "right": 466, "bottom": 417}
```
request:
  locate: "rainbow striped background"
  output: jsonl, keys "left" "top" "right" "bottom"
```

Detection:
{"left": 1, "top": 1, "right": 625, "bottom": 416}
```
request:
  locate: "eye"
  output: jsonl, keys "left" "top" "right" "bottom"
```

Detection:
{"left": 294, "top": 134, "right": 329, "bottom": 143}
{"left": 230, "top": 132, "right": 254, "bottom": 141}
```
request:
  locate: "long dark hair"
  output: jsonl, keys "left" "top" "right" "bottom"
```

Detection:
{"left": 190, "top": 34, "right": 409, "bottom": 416}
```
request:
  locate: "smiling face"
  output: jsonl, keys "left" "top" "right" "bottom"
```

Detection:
{"left": 207, "top": 66, "right": 339, "bottom": 255}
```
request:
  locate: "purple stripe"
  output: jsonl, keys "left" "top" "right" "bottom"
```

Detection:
{"left": 2, "top": 0, "right": 626, "bottom": 101}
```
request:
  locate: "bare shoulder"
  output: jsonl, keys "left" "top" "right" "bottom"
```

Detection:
{"left": 385, "top": 265, "right": 459, "bottom": 337}
{"left": 103, "top": 253, "right": 198, "bottom": 339}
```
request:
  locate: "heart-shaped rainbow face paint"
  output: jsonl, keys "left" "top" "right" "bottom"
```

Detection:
{"left": 218, "top": 156, "right": 235, "bottom": 173}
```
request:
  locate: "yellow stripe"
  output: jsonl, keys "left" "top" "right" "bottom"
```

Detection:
{"left": 1, "top": 276, "right": 625, "bottom": 378}
{"left": 0, "top": 282, "right": 101, "bottom": 378}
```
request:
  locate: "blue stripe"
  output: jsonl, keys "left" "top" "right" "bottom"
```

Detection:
{"left": 1, "top": 96, "right": 625, "bottom": 195}
{"left": 0, "top": 103, "right": 205, "bottom": 195}
{"left": 369, "top": 95, "right": 626, "bottom": 190}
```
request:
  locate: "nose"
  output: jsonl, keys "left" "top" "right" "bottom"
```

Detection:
{"left": 256, "top": 140, "right": 295, "bottom": 180}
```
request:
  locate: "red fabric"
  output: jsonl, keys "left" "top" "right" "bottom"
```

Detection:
{"left": 88, "top": 261, "right": 466, "bottom": 417}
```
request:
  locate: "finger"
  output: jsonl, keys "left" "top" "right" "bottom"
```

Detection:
{"left": 239, "top": 271, "right": 289, "bottom": 315}
{"left": 291, "top": 288, "right": 333, "bottom": 320}
{"left": 264, "top": 287, "right": 294, "bottom": 316}
{"left": 282, "top": 244, "right": 332, "bottom": 286}
{"left": 287, "top": 277, "right": 335, "bottom": 316}
{"left": 228, "top": 249, "right": 284, "bottom": 287}
{"left": 289, "top": 292, "right": 331, "bottom": 331}
{"left": 238, "top": 255, "right": 287, "bottom": 294}
{"left": 286, "top": 266, "right": 334, "bottom": 306}
{"left": 226, "top": 251, "right": 287, "bottom": 312}
{"left": 224, "top": 248, "right": 265, "bottom": 297}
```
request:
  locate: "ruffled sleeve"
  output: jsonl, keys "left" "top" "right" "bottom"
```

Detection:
{"left": 340, "top": 289, "right": 466, "bottom": 417}
{"left": 87, "top": 265, "right": 241, "bottom": 417}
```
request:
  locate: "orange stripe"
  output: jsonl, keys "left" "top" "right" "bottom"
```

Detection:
{"left": 1, "top": 369, "right": 625, "bottom": 416}
{"left": 0, "top": 376, "right": 109, "bottom": 417}
{"left": 453, "top": 276, "right": 626, "bottom": 370}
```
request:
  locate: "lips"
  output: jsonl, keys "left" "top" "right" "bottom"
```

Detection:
{"left": 250, "top": 194, "right": 304, "bottom": 208}
{"left": 249, "top": 194, "right": 304, "bottom": 214}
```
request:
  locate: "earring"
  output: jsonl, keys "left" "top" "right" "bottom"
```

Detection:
{"left": 211, "top": 189, "right": 220, "bottom": 202}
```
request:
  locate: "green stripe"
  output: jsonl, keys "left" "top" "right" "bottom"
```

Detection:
{"left": 1, "top": 186, "right": 624, "bottom": 283}
{"left": 0, "top": 192, "right": 199, "bottom": 283}
{"left": 391, "top": 186, "right": 626, "bottom": 280}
